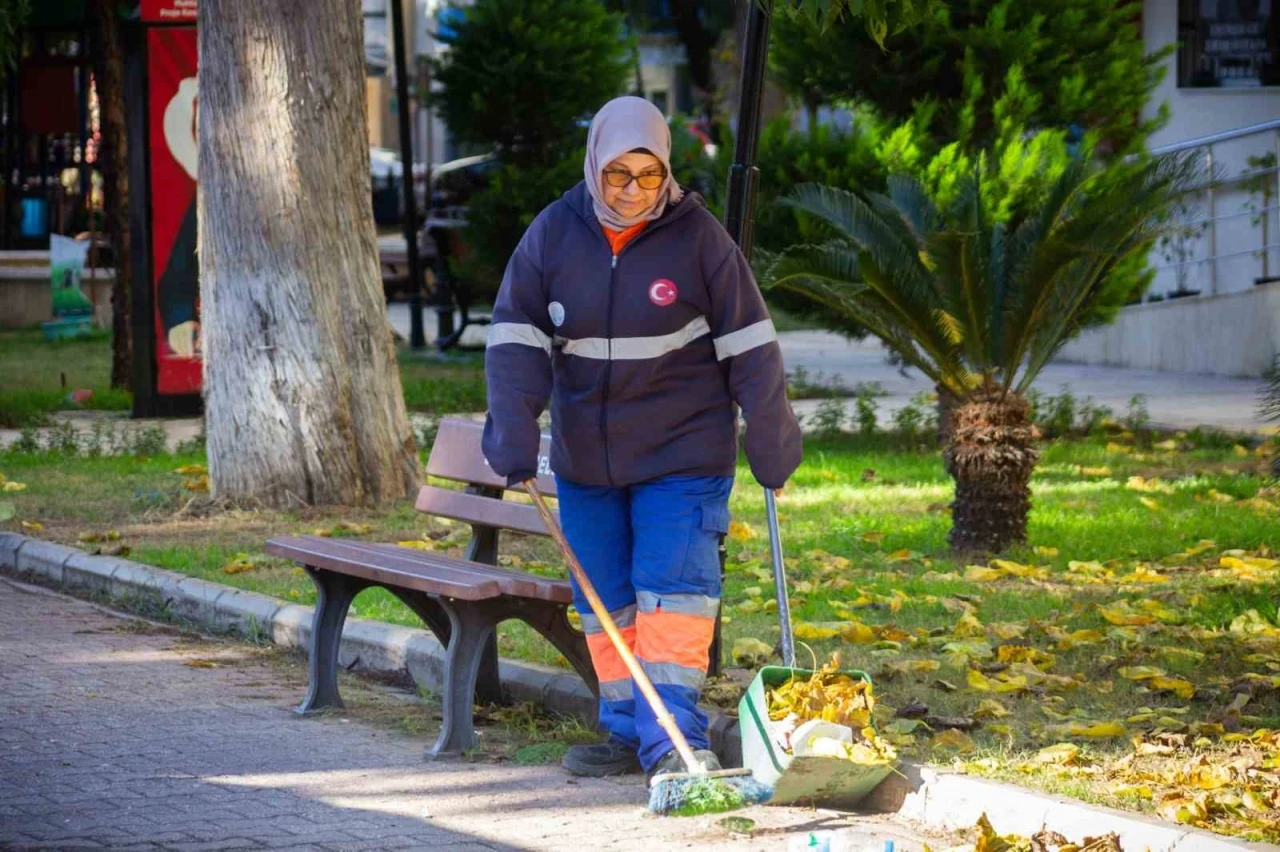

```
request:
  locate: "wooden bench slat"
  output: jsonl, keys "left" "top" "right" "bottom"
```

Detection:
{"left": 355, "top": 543, "right": 571, "bottom": 603}
{"left": 415, "top": 485, "right": 553, "bottom": 538}
{"left": 266, "top": 536, "right": 504, "bottom": 601}
{"left": 265, "top": 536, "right": 573, "bottom": 604}
{"left": 426, "top": 418, "right": 557, "bottom": 496}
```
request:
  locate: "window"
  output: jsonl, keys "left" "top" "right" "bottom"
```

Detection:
{"left": 651, "top": 91, "right": 669, "bottom": 116}
{"left": 1178, "top": 0, "right": 1279, "bottom": 88}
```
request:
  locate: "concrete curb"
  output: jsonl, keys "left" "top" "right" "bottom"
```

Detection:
{"left": 0, "top": 531, "right": 1270, "bottom": 852}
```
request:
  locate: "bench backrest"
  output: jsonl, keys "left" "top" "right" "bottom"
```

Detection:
{"left": 425, "top": 418, "right": 557, "bottom": 496}
{"left": 416, "top": 418, "right": 557, "bottom": 537}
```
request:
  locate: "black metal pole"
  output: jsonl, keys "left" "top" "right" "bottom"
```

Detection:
{"left": 710, "top": 0, "right": 773, "bottom": 678}
{"left": 722, "top": 0, "right": 771, "bottom": 257}
{"left": 390, "top": 0, "right": 426, "bottom": 349}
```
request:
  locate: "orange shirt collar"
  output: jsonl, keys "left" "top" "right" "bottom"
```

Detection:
{"left": 601, "top": 221, "right": 648, "bottom": 256}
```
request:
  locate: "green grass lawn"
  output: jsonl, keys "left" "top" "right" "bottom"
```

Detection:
{"left": 0, "top": 329, "right": 131, "bottom": 427}
{"left": 3, "top": 402, "right": 1280, "bottom": 838}
{"left": 0, "top": 328, "right": 487, "bottom": 427}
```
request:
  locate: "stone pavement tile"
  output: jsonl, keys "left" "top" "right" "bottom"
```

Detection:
{"left": 166, "top": 840, "right": 261, "bottom": 851}
{"left": 0, "top": 577, "right": 939, "bottom": 852}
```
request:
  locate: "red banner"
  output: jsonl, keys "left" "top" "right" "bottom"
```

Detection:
{"left": 147, "top": 27, "right": 201, "bottom": 395}
{"left": 141, "top": 0, "right": 196, "bottom": 23}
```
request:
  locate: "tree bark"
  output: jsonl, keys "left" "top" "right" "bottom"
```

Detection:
{"left": 89, "top": 0, "right": 132, "bottom": 390}
{"left": 198, "top": 0, "right": 421, "bottom": 506}
{"left": 944, "top": 386, "right": 1039, "bottom": 555}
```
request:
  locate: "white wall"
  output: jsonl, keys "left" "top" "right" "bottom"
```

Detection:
{"left": 1142, "top": 0, "right": 1280, "bottom": 297}
{"left": 1057, "top": 282, "right": 1280, "bottom": 376}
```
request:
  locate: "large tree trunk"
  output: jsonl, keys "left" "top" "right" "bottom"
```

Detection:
{"left": 198, "top": 0, "right": 421, "bottom": 506}
{"left": 89, "top": 0, "right": 132, "bottom": 390}
{"left": 944, "top": 386, "right": 1039, "bottom": 555}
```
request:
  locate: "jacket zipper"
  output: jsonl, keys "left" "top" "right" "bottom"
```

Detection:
{"left": 601, "top": 252, "right": 618, "bottom": 485}
{"left": 593, "top": 219, "right": 672, "bottom": 488}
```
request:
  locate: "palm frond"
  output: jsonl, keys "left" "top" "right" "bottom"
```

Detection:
{"left": 770, "top": 149, "right": 1200, "bottom": 401}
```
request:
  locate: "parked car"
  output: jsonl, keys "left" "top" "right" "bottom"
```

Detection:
{"left": 370, "top": 146, "right": 428, "bottom": 225}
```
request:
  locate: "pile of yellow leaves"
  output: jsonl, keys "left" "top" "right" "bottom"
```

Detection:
{"left": 765, "top": 660, "right": 897, "bottom": 765}
{"left": 927, "top": 813, "right": 1124, "bottom": 852}
{"left": 173, "top": 463, "right": 208, "bottom": 492}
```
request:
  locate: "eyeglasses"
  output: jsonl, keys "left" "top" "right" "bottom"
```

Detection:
{"left": 603, "top": 168, "right": 666, "bottom": 191}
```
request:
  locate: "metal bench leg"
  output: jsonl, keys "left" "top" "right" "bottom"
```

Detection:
{"left": 520, "top": 601, "right": 598, "bottom": 697}
{"left": 388, "top": 588, "right": 504, "bottom": 706}
{"left": 428, "top": 598, "right": 497, "bottom": 760}
{"left": 297, "top": 567, "right": 369, "bottom": 715}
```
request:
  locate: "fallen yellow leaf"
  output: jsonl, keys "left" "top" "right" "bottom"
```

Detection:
{"left": 1156, "top": 792, "right": 1208, "bottom": 825}
{"left": 859, "top": 531, "right": 886, "bottom": 544}
{"left": 930, "top": 728, "right": 976, "bottom": 753}
{"left": 965, "top": 565, "right": 1005, "bottom": 582}
{"left": 1147, "top": 675, "right": 1196, "bottom": 699}
{"left": 731, "top": 637, "right": 772, "bottom": 667}
{"left": 222, "top": 555, "right": 255, "bottom": 575}
{"left": 1118, "top": 665, "right": 1165, "bottom": 681}
{"left": 839, "top": 621, "right": 876, "bottom": 644}
{"left": 1067, "top": 721, "right": 1127, "bottom": 739}
{"left": 20, "top": 520, "right": 43, "bottom": 532}
{"left": 1099, "top": 603, "right": 1156, "bottom": 626}
{"left": 728, "top": 521, "right": 756, "bottom": 542}
{"left": 973, "top": 699, "right": 1011, "bottom": 719}
{"left": 1035, "top": 742, "right": 1084, "bottom": 765}
{"left": 794, "top": 622, "right": 840, "bottom": 641}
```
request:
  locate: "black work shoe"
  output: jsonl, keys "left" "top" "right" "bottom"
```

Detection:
{"left": 647, "top": 748, "right": 721, "bottom": 784}
{"left": 562, "top": 741, "right": 640, "bottom": 777}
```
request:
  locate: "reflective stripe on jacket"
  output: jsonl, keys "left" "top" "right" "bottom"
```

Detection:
{"left": 481, "top": 180, "right": 802, "bottom": 489}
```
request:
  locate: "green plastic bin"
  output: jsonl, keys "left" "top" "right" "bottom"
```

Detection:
{"left": 739, "top": 665, "right": 896, "bottom": 808}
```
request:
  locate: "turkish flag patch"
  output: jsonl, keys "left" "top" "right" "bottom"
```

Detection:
{"left": 648, "top": 278, "right": 678, "bottom": 307}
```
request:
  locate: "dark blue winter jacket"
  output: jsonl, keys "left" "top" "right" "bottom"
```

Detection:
{"left": 481, "top": 181, "right": 803, "bottom": 489}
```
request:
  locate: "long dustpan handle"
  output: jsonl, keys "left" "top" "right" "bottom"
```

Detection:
{"left": 524, "top": 480, "right": 705, "bottom": 777}
{"left": 765, "top": 488, "right": 796, "bottom": 668}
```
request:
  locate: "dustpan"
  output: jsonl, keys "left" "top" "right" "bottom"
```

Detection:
{"left": 738, "top": 489, "right": 896, "bottom": 807}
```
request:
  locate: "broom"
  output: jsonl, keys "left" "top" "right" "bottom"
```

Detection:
{"left": 524, "top": 479, "right": 771, "bottom": 816}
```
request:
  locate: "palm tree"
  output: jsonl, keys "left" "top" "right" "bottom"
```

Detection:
{"left": 762, "top": 153, "right": 1199, "bottom": 553}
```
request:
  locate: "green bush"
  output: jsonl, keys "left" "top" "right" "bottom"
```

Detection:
{"left": 431, "top": 0, "right": 629, "bottom": 290}
{"left": 768, "top": 0, "right": 1168, "bottom": 155}
{"left": 430, "top": 0, "right": 629, "bottom": 169}
{"left": 459, "top": 156, "right": 586, "bottom": 290}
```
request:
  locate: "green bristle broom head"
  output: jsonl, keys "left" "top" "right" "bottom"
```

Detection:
{"left": 648, "top": 774, "right": 773, "bottom": 816}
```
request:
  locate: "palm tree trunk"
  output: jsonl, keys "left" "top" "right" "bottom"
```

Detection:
{"left": 936, "top": 382, "right": 960, "bottom": 450}
{"left": 944, "top": 386, "right": 1038, "bottom": 554}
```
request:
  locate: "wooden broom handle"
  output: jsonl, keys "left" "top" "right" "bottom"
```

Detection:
{"left": 524, "top": 479, "right": 704, "bottom": 777}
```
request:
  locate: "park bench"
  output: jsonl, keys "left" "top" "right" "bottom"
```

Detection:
{"left": 265, "top": 417, "right": 728, "bottom": 758}
{"left": 265, "top": 418, "right": 595, "bottom": 758}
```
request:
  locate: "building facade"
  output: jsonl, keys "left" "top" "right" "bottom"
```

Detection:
{"left": 1057, "top": 0, "right": 1280, "bottom": 376}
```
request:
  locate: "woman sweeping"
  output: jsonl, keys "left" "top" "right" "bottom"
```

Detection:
{"left": 482, "top": 96, "right": 802, "bottom": 781}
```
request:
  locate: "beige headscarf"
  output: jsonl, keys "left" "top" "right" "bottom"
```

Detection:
{"left": 584, "top": 96, "right": 684, "bottom": 230}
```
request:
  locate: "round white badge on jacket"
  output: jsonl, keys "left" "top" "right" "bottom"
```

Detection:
{"left": 548, "top": 301, "right": 565, "bottom": 327}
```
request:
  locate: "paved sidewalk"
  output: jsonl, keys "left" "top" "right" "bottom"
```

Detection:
{"left": 0, "top": 578, "right": 939, "bottom": 852}
{"left": 386, "top": 305, "right": 1270, "bottom": 434}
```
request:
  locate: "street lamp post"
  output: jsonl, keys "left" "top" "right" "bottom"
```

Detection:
{"left": 390, "top": 0, "right": 426, "bottom": 349}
